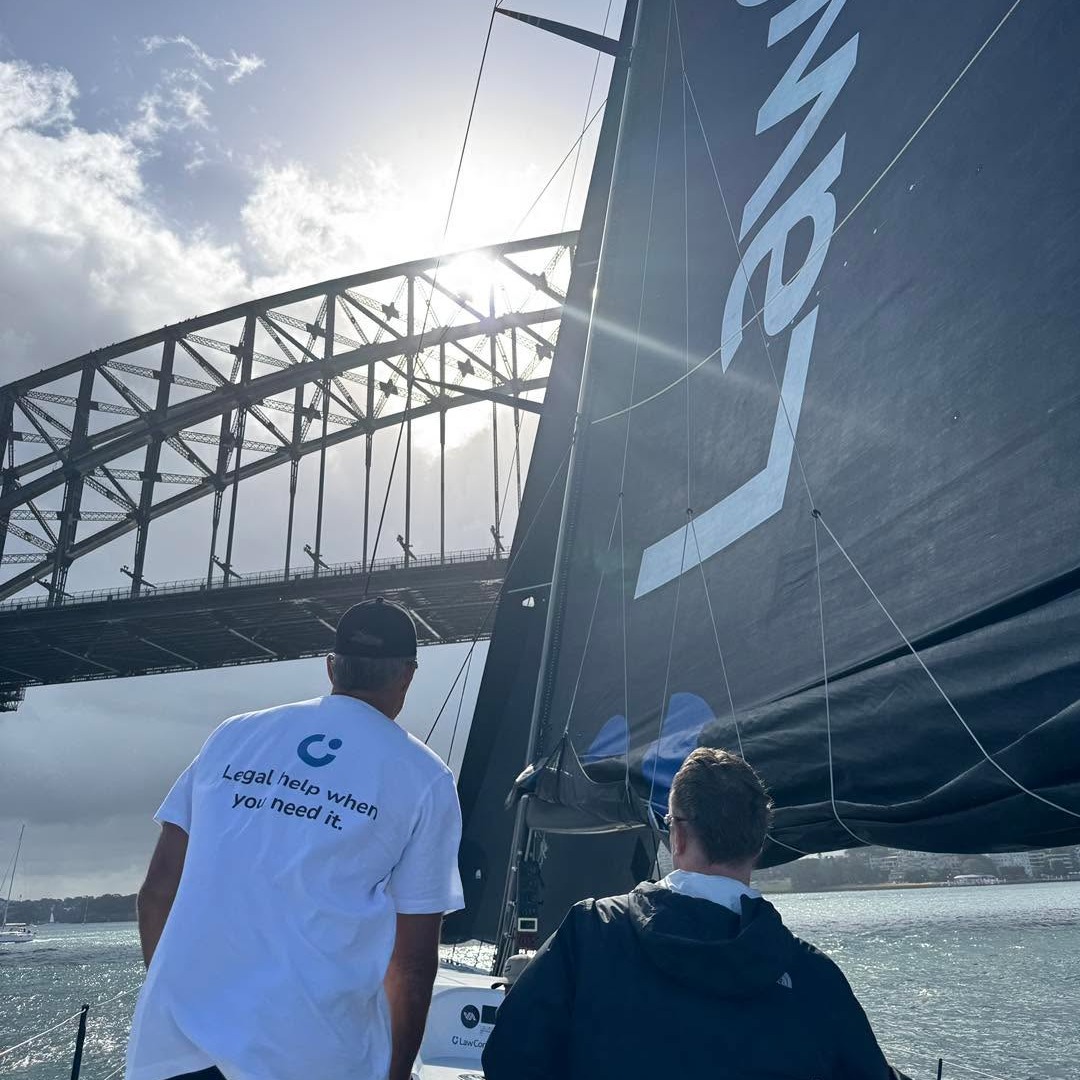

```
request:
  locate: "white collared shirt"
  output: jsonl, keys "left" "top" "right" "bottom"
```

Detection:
{"left": 661, "top": 870, "right": 761, "bottom": 913}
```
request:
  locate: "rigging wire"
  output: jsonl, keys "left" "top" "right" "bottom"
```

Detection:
{"left": 590, "top": 0, "right": 1026, "bottom": 428}
{"left": 423, "top": 437, "right": 575, "bottom": 744}
{"left": 363, "top": 1, "right": 501, "bottom": 595}
{"left": 445, "top": 645, "right": 476, "bottom": 769}
{"left": 560, "top": 0, "right": 616, "bottom": 233}
{"left": 525, "top": 0, "right": 673, "bottom": 764}
{"left": 513, "top": 100, "right": 608, "bottom": 236}
{"left": 646, "top": 17, "right": 692, "bottom": 817}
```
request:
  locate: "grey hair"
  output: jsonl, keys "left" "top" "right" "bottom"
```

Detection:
{"left": 329, "top": 653, "right": 414, "bottom": 693}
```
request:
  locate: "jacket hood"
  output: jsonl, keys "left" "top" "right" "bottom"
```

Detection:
{"left": 627, "top": 881, "right": 797, "bottom": 997}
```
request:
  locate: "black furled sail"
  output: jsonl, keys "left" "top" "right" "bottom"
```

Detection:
{"left": 457, "top": 0, "right": 1080, "bottom": 943}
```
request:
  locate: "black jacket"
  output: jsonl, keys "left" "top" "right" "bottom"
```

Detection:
{"left": 483, "top": 882, "right": 907, "bottom": 1080}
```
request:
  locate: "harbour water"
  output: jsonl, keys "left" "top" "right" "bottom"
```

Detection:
{"left": 1, "top": 881, "right": 1077, "bottom": 1079}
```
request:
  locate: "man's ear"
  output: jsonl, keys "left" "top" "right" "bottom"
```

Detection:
{"left": 326, "top": 653, "right": 335, "bottom": 684}
{"left": 670, "top": 820, "right": 685, "bottom": 858}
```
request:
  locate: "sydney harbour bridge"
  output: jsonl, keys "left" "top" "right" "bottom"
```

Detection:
{"left": 0, "top": 232, "right": 578, "bottom": 711}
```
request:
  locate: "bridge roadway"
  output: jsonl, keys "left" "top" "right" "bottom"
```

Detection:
{"left": 0, "top": 549, "right": 507, "bottom": 710}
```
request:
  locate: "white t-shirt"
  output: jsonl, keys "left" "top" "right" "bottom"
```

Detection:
{"left": 126, "top": 694, "right": 463, "bottom": 1080}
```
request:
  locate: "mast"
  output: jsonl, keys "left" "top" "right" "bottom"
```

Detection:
{"left": 492, "top": 0, "right": 645, "bottom": 971}
{"left": 2, "top": 823, "right": 24, "bottom": 929}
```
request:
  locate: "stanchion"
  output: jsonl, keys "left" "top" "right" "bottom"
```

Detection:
{"left": 69, "top": 1003, "right": 90, "bottom": 1080}
{"left": 937, "top": 1058, "right": 944, "bottom": 1080}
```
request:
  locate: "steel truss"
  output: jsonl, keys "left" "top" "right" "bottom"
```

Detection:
{"left": 0, "top": 233, "right": 574, "bottom": 605}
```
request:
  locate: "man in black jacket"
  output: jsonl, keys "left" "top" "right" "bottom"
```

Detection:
{"left": 483, "top": 747, "right": 906, "bottom": 1080}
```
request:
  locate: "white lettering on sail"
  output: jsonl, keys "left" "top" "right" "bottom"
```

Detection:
{"left": 742, "top": 0, "right": 858, "bottom": 240}
{"left": 634, "top": 0, "right": 857, "bottom": 599}
{"left": 722, "top": 137, "right": 843, "bottom": 370}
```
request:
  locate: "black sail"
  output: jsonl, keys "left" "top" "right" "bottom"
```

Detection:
{"left": 447, "top": 0, "right": 645, "bottom": 945}
{"left": 460, "top": 0, "right": 1080, "bottom": 941}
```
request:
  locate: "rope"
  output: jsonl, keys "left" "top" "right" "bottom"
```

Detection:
{"left": 648, "top": 516, "right": 690, "bottom": 814}
{"left": 590, "top": 0, "right": 1025, "bottom": 427}
{"left": 678, "top": 56, "right": 815, "bottom": 506}
{"left": 766, "top": 835, "right": 812, "bottom": 857}
{"left": 812, "top": 509, "right": 1080, "bottom": 822}
{"left": 812, "top": 513, "right": 870, "bottom": 845}
{"left": 562, "top": 504, "right": 623, "bottom": 736}
{"left": 689, "top": 518, "right": 742, "bottom": 758}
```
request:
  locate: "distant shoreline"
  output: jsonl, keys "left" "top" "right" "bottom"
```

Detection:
{"left": 760, "top": 877, "right": 1080, "bottom": 895}
{"left": 8, "top": 877, "right": 1078, "bottom": 923}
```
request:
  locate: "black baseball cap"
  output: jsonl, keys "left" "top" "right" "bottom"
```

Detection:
{"left": 333, "top": 598, "right": 417, "bottom": 659}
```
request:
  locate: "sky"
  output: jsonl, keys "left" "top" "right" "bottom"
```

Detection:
{"left": 0, "top": 0, "right": 624, "bottom": 898}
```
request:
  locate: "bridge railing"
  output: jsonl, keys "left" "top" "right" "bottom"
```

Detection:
{"left": 0, "top": 547, "right": 506, "bottom": 614}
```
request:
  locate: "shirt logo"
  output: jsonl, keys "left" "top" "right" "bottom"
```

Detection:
{"left": 777, "top": 972, "right": 793, "bottom": 989}
{"left": 460, "top": 1005, "right": 480, "bottom": 1029}
{"left": 297, "top": 733, "right": 342, "bottom": 768}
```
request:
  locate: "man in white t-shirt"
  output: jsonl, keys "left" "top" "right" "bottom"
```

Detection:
{"left": 127, "top": 598, "right": 463, "bottom": 1080}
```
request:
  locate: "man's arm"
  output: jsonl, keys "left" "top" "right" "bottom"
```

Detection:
{"left": 136, "top": 822, "right": 188, "bottom": 968}
{"left": 385, "top": 911, "right": 442, "bottom": 1080}
{"left": 481, "top": 906, "right": 580, "bottom": 1080}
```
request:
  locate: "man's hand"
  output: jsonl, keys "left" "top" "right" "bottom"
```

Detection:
{"left": 385, "top": 912, "right": 442, "bottom": 1080}
{"left": 137, "top": 823, "right": 188, "bottom": 968}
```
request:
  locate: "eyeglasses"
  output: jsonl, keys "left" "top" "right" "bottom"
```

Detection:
{"left": 663, "top": 814, "right": 688, "bottom": 828}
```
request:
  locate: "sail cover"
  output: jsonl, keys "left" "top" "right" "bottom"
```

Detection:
{"left": 521, "top": 0, "right": 1080, "bottom": 880}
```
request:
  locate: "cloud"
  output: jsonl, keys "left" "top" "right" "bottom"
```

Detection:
{"left": 0, "top": 59, "right": 250, "bottom": 372}
{"left": 241, "top": 156, "right": 424, "bottom": 287}
{"left": 126, "top": 34, "right": 264, "bottom": 151}
{"left": 126, "top": 67, "right": 212, "bottom": 145}
{"left": 143, "top": 35, "right": 265, "bottom": 85}
{"left": 0, "top": 60, "right": 76, "bottom": 133}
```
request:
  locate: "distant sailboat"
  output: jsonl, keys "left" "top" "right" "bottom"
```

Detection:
{"left": 1, "top": 825, "right": 34, "bottom": 944}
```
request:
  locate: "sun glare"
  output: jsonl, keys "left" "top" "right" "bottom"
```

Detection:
{"left": 440, "top": 252, "right": 499, "bottom": 305}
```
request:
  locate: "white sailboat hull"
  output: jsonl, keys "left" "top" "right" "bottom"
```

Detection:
{"left": 412, "top": 963, "right": 503, "bottom": 1079}
{"left": 0, "top": 924, "right": 34, "bottom": 944}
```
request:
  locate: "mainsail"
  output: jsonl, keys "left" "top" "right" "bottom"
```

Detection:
{"left": 456, "top": 0, "right": 1080, "bottom": 942}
